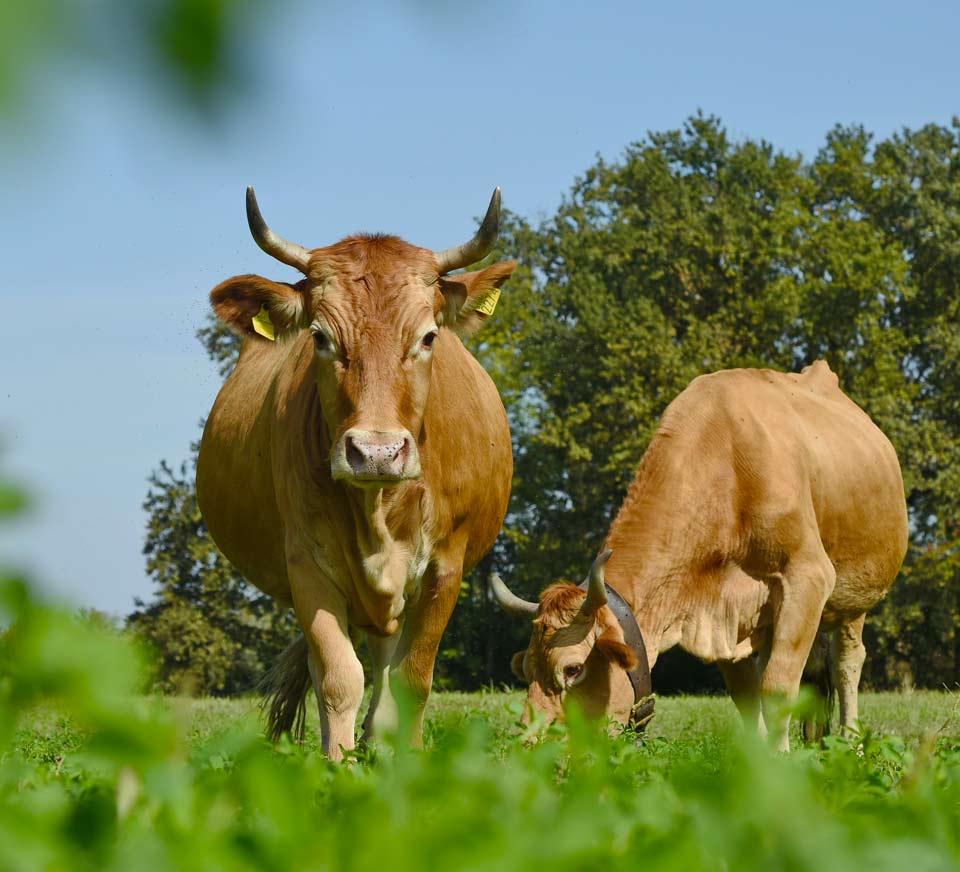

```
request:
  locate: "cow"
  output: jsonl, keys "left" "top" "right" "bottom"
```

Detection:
{"left": 196, "top": 188, "right": 516, "bottom": 760}
{"left": 492, "top": 362, "right": 908, "bottom": 751}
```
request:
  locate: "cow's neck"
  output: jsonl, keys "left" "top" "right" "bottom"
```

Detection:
{"left": 347, "top": 488, "right": 411, "bottom": 597}
{"left": 346, "top": 483, "right": 427, "bottom": 592}
{"left": 602, "top": 530, "right": 689, "bottom": 671}
{"left": 600, "top": 430, "right": 706, "bottom": 669}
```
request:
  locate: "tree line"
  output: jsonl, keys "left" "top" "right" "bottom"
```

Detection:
{"left": 129, "top": 114, "right": 960, "bottom": 695}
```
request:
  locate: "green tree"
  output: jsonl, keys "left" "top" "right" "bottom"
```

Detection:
{"left": 481, "top": 115, "right": 960, "bottom": 691}
{"left": 848, "top": 121, "right": 960, "bottom": 687}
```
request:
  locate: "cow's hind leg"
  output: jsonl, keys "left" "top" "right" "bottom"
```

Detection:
{"left": 362, "top": 631, "right": 402, "bottom": 743}
{"left": 760, "top": 548, "right": 836, "bottom": 752}
{"left": 800, "top": 630, "right": 835, "bottom": 744}
{"left": 719, "top": 658, "right": 766, "bottom": 738}
{"left": 390, "top": 564, "right": 463, "bottom": 747}
{"left": 290, "top": 566, "right": 364, "bottom": 762}
{"left": 833, "top": 614, "right": 866, "bottom": 736}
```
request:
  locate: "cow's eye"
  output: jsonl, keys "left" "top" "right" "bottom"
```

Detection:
{"left": 313, "top": 331, "right": 331, "bottom": 353}
{"left": 563, "top": 664, "right": 584, "bottom": 680}
{"left": 421, "top": 330, "right": 438, "bottom": 351}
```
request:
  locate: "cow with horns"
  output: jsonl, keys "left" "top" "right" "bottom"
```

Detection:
{"left": 197, "top": 188, "right": 515, "bottom": 759}
{"left": 493, "top": 363, "right": 908, "bottom": 750}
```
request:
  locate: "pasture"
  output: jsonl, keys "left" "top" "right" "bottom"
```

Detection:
{"left": 4, "top": 577, "right": 959, "bottom": 872}
{"left": 19, "top": 688, "right": 959, "bottom": 758}
{"left": 7, "top": 653, "right": 960, "bottom": 872}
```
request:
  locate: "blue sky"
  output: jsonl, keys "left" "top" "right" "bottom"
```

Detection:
{"left": 2, "top": 0, "right": 958, "bottom": 615}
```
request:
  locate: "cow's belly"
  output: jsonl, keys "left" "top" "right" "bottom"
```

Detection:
{"left": 672, "top": 565, "right": 773, "bottom": 663}
{"left": 818, "top": 494, "right": 907, "bottom": 627}
{"left": 197, "top": 492, "right": 292, "bottom": 605}
{"left": 820, "top": 555, "right": 901, "bottom": 629}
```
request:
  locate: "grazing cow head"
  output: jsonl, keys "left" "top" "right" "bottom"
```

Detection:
{"left": 492, "top": 552, "right": 640, "bottom": 726}
{"left": 210, "top": 188, "right": 516, "bottom": 488}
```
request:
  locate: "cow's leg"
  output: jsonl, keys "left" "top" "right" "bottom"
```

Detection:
{"left": 832, "top": 614, "right": 866, "bottom": 735}
{"left": 390, "top": 564, "right": 463, "bottom": 747}
{"left": 799, "top": 630, "right": 834, "bottom": 744}
{"left": 289, "top": 567, "right": 364, "bottom": 762}
{"left": 719, "top": 658, "right": 766, "bottom": 738}
{"left": 760, "top": 551, "right": 836, "bottom": 752}
{"left": 362, "top": 630, "right": 402, "bottom": 742}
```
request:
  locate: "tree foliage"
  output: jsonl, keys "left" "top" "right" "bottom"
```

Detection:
{"left": 478, "top": 114, "right": 960, "bottom": 690}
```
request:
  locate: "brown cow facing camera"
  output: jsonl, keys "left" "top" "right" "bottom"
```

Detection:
{"left": 197, "top": 187, "right": 515, "bottom": 759}
{"left": 494, "top": 362, "right": 908, "bottom": 751}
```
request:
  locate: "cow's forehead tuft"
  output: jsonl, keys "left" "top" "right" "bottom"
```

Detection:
{"left": 309, "top": 234, "right": 436, "bottom": 281}
{"left": 535, "top": 583, "right": 587, "bottom": 628}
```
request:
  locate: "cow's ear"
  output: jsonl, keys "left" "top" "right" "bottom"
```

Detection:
{"left": 437, "top": 260, "right": 516, "bottom": 338}
{"left": 596, "top": 632, "right": 639, "bottom": 672}
{"left": 210, "top": 274, "right": 306, "bottom": 341}
{"left": 510, "top": 649, "right": 527, "bottom": 681}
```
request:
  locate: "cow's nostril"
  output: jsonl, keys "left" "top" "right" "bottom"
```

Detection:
{"left": 346, "top": 437, "right": 365, "bottom": 472}
{"left": 386, "top": 439, "right": 405, "bottom": 462}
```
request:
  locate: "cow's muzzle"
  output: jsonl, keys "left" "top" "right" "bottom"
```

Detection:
{"left": 332, "top": 428, "right": 421, "bottom": 484}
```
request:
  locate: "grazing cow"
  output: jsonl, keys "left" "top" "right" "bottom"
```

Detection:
{"left": 197, "top": 188, "right": 515, "bottom": 759}
{"left": 493, "top": 362, "right": 908, "bottom": 750}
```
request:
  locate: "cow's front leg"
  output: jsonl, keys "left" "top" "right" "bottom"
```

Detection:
{"left": 362, "top": 631, "right": 401, "bottom": 743}
{"left": 390, "top": 563, "right": 463, "bottom": 746}
{"left": 289, "top": 561, "right": 364, "bottom": 762}
{"left": 760, "top": 551, "right": 836, "bottom": 752}
{"left": 719, "top": 658, "right": 766, "bottom": 738}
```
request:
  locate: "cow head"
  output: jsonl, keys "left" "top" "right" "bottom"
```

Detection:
{"left": 210, "top": 187, "right": 516, "bottom": 488}
{"left": 492, "top": 551, "right": 640, "bottom": 726}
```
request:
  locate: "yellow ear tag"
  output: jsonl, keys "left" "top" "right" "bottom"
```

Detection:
{"left": 252, "top": 303, "right": 276, "bottom": 341}
{"left": 473, "top": 287, "right": 501, "bottom": 317}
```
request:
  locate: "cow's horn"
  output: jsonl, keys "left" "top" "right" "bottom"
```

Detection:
{"left": 581, "top": 549, "right": 612, "bottom": 615}
{"left": 434, "top": 187, "right": 502, "bottom": 274}
{"left": 246, "top": 186, "right": 312, "bottom": 274}
{"left": 489, "top": 573, "right": 538, "bottom": 618}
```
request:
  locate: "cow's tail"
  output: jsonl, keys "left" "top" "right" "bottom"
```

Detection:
{"left": 259, "top": 633, "right": 311, "bottom": 742}
{"left": 800, "top": 630, "right": 836, "bottom": 744}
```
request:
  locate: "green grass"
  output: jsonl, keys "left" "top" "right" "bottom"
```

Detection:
{"left": 185, "top": 688, "right": 960, "bottom": 748}
{"left": 4, "top": 577, "right": 960, "bottom": 871}
{"left": 22, "top": 688, "right": 954, "bottom": 765}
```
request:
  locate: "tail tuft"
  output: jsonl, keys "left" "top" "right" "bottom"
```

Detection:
{"left": 258, "top": 634, "right": 311, "bottom": 742}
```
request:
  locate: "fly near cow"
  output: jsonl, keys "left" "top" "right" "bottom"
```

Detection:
{"left": 493, "top": 362, "right": 908, "bottom": 750}
{"left": 197, "top": 188, "right": 515, "bottom": 759}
